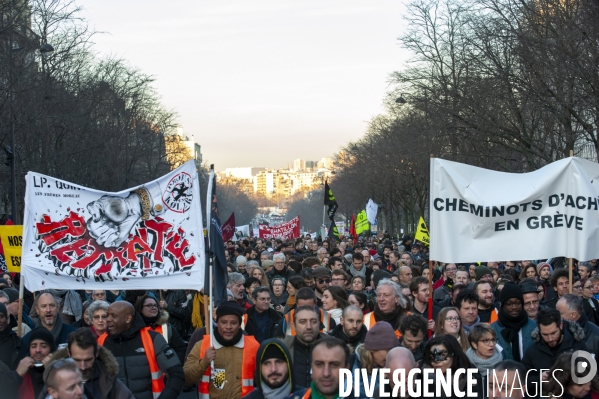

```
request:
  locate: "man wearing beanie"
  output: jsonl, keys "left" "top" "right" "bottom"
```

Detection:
{"left": 491, "top": 283, "right": 536, "bottom": 362}
{"left": 185, "top": 300, "right": 260, "bottom": 399}
{"left": 10, "top": 327, "right": 56, "bottom": 399}
{"left": 243, "top": 338, "right": 298, "bottom": 399}
{"left": 351, "top": 322, "right": 399, "bottom": 398}
{"left": 236, "top": 256, "right": 249, "bottom": 277}
{"left": 536, "top": 262, "right": 553, "bottom": 299}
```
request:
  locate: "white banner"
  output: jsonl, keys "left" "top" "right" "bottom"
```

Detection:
{"left": 430, "top": 157, "right": 599, "bottom": 263}
{"left": 22, "top": 161, "right": 205, "bottom": 291}
{"left": 366, "top": 198, "right": 378, "bottom": 225}
{"left": 232, "top": 225, "right": 250, "bottom": 241}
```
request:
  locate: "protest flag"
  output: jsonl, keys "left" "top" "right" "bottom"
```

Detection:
{"left": 205, "top": 166, "right": 229, "bottom": 309}
{"left": 328, "top": 220, "right": 341, "bottom": 242}
{"left": 355, "top": 210, "right": 369, "bottom": 234}
{"left": 324, "top": 181, "right": 338, "bottom": 221}
{"left": 414, "top": 216, "right": 430, "bottom": 247}
{"left": 350, "top": 214, "right": 357, "bottom": 246}
{"left": 221, "top": 212, "right": 236, "bottom": 242}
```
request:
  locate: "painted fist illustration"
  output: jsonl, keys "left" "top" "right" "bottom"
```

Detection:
{"left": 86, "top": 193, "right": 142, "bottom": 247}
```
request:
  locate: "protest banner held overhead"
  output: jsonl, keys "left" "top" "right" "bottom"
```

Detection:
{"left": 233, "top": 224, "right": 251, "bottom": 241}
{"left": 258, "top": 216, "right": 300, "bottom": 240}
{"left": 430, "top": 157, "right": 599, "bottom": 262}
{"left": 0, "top": 225, "right": 23, "bottom": 272}
{"left": 22, "top": 160, "right": 205, "bottom": 291}
{"left": 414, "top": 216, "right": 429, "bottom": 247}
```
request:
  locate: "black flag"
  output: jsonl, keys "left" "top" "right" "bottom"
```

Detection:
{"left": 205, "top": 167, "right": 228, "bottom": 307}
{"left": 328, "top": 220, "right": 341, "bottom": 242}
{"left": 324, "top": 181, "right": 338, "bottom": 221}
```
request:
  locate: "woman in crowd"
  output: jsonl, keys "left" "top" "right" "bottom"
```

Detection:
{"left": 72, "top": 301, "right": 92, "bottom": 329}
{"left": 134, "top": 294, "right": 187, "bottom": 363}
{"left": 421, "top": 266, "right": 430, "bottom": 280}
{"left": 520, "top": 264, "right": 538, "bottom": 280}
{"left": 352, "top": 322, "right": 399, "bottom": 397}
{"left": 466, "top": 324, "right": 503, "bottom": 381}
{"left": 285, "top": 275, "right": 306, "bottom": 312}
{"left": 247, "top": 264, "right": 269, "bottom": 287}
{"left": 582, "top": 278, "right": 599, "bottom": 324}
{"left": 270, "top": 276, "right": 289, "bottom": 313}
{"left": 491, "top": 268, "right": 501, "bottom": 283}
{"left": 469, "top": 264, "right": 477, "bottom": 282}
{"left": 321, "top": 286, "right": 348, "bottom": 324}
{"left": 536, "top": 280, "right": 546, "bottom": 301}
{"left": 88, "top": 300, "right": 109, "bottom": 337}
{"left": 422, "top": 335, "right": 475, "bottom": 397}
{"left": 544, "top": 352, "right": 599, "bottom": 398}
{"left": 434, "top": 307, "right": 470, "bottom": 351}
{"left": 348, "top": 291, "right": 371, "bottom": 314}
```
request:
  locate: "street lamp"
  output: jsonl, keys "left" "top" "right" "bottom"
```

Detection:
{"left": 395, "top": 94, "right": 407, "bottom": 104}
{"left": 7, "top": 42, "right": 54, "bottom": 224}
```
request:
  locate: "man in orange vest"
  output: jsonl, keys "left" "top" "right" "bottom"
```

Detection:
{"left": 474, "top": 280, "right": 499, "bottom": 323}
{"left": 100, "top": 301, "right": 184, "bottom": 399}
{"left": 363, "top": 279, "right": 409, "bottom": 337}
{"left": 287, "top": 336, "right": 349, "bottom": 399}
{"left": 184, "top": 300, "right": 259, "bottom": 399}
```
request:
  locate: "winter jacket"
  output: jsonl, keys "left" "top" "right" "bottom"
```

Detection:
{"left": 153, "top": 290, "right": 191, "bottom": 339}
{"left": 327, "top": 323, "right": 367, "bottom": 354}
{"left": 0, "top": 330, "right": 22, "bottom": 399}
{"left": 242, "top": 338, "right": 301, "bottom": 399}
{"left": 244, "top": 306, "right": 283, "bottom": 343}
{"left": 522, "top": 320, "right": 590, "bottom": 379}
{"left": 583, "top": 297, "right": 599, "bottom": 325}
{"left": 100, "top": 313, "right": 184, "bottom": 399}
{"left": 145, "top": 311, "right": 188, "bottom": 364}
{"left": 491, "top": 317, "right": 536, "bottom": 361}
{"left": 37, "top": 347, "right": 134, "bottom": 399}
{"left": 18, "top": 318, "right": 76, "bottom": 360}
{"left": 283, "top": 334, "right": 322, "bottom": 388}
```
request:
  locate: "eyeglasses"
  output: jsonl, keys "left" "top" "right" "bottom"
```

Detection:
{"left": 143, "top": 304, "right": 158, "bottom": 309}
{"left": 93, "top": 314, "right": 108, "bottom": 320}
{"left": 272, "top": 284, "right": 284, "bottom": 288}
{"left": 573, "top": 285, "right": 583, "bottom": 290}
{"left": 524, "top": 300, "right": 540, "bottom": 308}
{"left": 445, "top": 317, "right": 460, "bottom": 322}
{"left": 479, "top": 338, "right": 496, "bottom": 345}
{"left": 331, "top": 278, "right": 346, "bottom": 282}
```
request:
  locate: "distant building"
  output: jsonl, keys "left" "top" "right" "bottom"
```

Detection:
{"left": 293, "top": 159, "right": 305, "bottom": 172}
{"left": 222, "top": 167, "right": 266, "bottom": 180}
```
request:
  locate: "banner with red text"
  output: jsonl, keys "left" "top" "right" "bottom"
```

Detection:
{"left": 22, "top": 161, "right": 205, "bottom": 291}
{"left": 221, "top": 213, "right": 235, "bottom": 241}
{"left": 258, "top": 216, "right": 300, "bottom": 240}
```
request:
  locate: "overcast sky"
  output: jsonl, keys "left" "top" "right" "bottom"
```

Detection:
{"left": 83, "top": 1, "right": 409, "bottom": 170}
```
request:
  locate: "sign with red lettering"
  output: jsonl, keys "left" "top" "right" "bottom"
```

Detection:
{"left": 22, "top": 161, "right": 205, "bottom": 291}
{"left": 258, "top": 216, "right": 300, "bottom": 241}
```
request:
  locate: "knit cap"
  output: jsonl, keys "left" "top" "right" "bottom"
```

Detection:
{"left": 0, "top": 302, "right": 7, "bottom": 318}
{"left": 262, "top": 343, "right": 287, "bottom": 363}
{"left": 29, "top": 327, "right": 57, "bottom": 352}
{"left": 364, "top": 322, "right": 398, "bottom": 351}
{"left": 3, "top": 288, "right": 18, "bottom": 303}
{"left": 216, "top": 300, "right": 244, "bottom": 322}
{"left": 475, "top": 266, "right": 493, "bottom": 280}
{"left": 236, "top": 256, "right": 248, "bottom": 265}
{"left": 537, "top": 262, "right": 552, "bottom": 274}
{"left": 519, "top": 281, "right": 538, "bottom": 294}
{"left": 500, "top": 282, "right": 524, "bottom": 307}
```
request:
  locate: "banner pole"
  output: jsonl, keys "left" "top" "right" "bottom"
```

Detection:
{"left": 569, "top": 257, "right": 573, "bottom": 294}
{"left": 17, "top": 275, "right": 24, "bottom": 337}
{"left": 428, "top": 154, "right": 434, "bottom": 338}
{"left": 208, "top": 254, "right": 214, "bottom": 341}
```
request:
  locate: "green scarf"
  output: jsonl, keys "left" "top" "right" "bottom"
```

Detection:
{"left": 309, "top": 381, "right": 339, "bottom": 399}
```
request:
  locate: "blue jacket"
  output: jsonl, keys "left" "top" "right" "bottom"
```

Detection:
{"left": 491, "top": 317, "right": 536, "bottom": 360}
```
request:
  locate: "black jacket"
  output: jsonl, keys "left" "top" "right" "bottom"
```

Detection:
{"left": 583, "top": 297, "right": 599, "bottom": 325}
{"left": 522, "top": 320, "right": 590, "bottom": 376}
{"left": 38, "top": 347, "right": 134, "bottom": 399}
{"left": 283, "top": 334, "right": 323, "bottom": 388}
{"left": 242, "top": 338, "right": 300, "bottom": 399}
{"left": 266, "top": 268, "right": 297, "bottom": 282}
{"left": 244, "top": 306, "right": 283, "bottom": 343}
{"left": 154, "top": 290, "right": 191, "bottom": 339}
{"left": 145, "top": 311, "right": 188, "bottom": 364}
{"left": 328, "top": 323, "right": 367, "bottom": 354}
{"left": 101, "top": 313, "right": 184, "bottom": 399}
{"left": 0, "top": 329, "right": 22, "bottom": 399}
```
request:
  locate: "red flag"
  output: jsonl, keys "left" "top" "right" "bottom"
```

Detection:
{"left": 221, "top": 212, "right": 236, "bottom": 241}
{"left": 350, "top": 214, "right": 357, "bottom": 246}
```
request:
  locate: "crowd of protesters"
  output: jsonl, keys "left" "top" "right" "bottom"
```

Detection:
{"left": 2, "top": 233, "right": 599, "bottom": 398}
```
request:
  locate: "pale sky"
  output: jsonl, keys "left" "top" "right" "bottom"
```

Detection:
{"left": 83, "top": 1, "right": 409, "bottom": 170}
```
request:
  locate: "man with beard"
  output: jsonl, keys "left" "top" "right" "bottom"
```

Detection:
{"left": 363, "top": 279, "right": 409, "bottom": 337}
{"left": 327, "top": 305, "right": 367, "bottom": 353}
{"left": 556, "top": 294, "right": 599, "bottom": 354}
{"left": 287, "top": 337, "right": 349, "bottom": 399}
{"left": 398, "top": 314, "right": 428, "bottom": 362}
{"left": 474, "top": 280, "right": 498, "bottom": 323}
{"left": 542, "top": 267, "right": 569, "bottom": 308}
{"left": 283, "top": 307, "right": 323, "bottom": 388}
{"left": 101, "top": 301, "right": 184, "bottom": 399}
{"left": 410, "top": 277, "right": 440, "bottom": 332}
{"left": 536, "top": 262, "right": 553, "bottom": 299}
{"left": 18, "top": 293, "right": 75, "bottom": 359}
{"left": 311, "top": 267, "right": 330, "bottom": 307}
{"left": 277, "top": 288, "right": 336, "bottom": 337}
{"left": 348, "top": 253, "right": 373, "bottom": 288}
{"left": 490, "top": 283, "right": 536, "bottom": 362}
{"left": 40, "top": 327, "right": 133, "bottom": 399}
{"left": 228, "top": 272, "right": 252, "bottom": 311}
{"left": 185, "top": 301, "right": 259, "bottom": 399}
{"left": 243, "top": 339, "right": 298, "bottom": 399}
{"left": 15, "top": 327, "right": 56, "bottom": 399}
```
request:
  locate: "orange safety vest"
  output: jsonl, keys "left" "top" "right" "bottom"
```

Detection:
{"left": 363, "top": 311, "right": 407, "bottom": 338}
{"left": 284, "top": 308, "right": 331, "bottom": 336}
{"left": 490, "top": 308, "right": 499, "bottom": 324}
{"left": 302, "top": 388, "right": 312, "bottom": 399}
{"left": 197, "top": 335, "right": 260, "bottom": 399}
{"left": 98, "top": 328, "right": 165, "bottom": 399}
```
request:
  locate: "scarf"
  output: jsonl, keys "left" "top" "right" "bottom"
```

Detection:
{"left": 142, "top": 313, "right": 160, "bottom": 326}
{"left": 192, "top": 292, "right": 204, "bottom": 329}
{"left": 497, "top": 308, "right": 528, "bottom": 362}
{"left": 262, "top": 377, "right": 291, "bottom": 399}
{"left": 327, "top": 308, "right": 342, "bottom": 324}
{"left": 36, "top": 315, "right": 64, "bottom": 343}
{"left": 214, "top": 328, "right": 243, "bottom": 347}
{"left": 309, "top": 381, "right": 339, "bottom": 399}
{"left": 465, "top": 347, "right": 503, "bottom": 376}
{"left": 287, "top": 294, "right": 296, "bottom": 309}
{"left": 51, "top": 289, "right": 83, "bottom": 321}
{"left": 349, "top": 263, "right": 366, "bottom": 278}
{"left": 373, "top": 304, "right": 402, "bottom": 330}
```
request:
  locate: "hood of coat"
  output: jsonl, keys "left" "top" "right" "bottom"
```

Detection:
{"left": 155, "top": 310, "right": 169, "bottom": 326}
{"left": 530, "top": 319, "right": 585, "bottom": 343}
{"left": 48, "top": 346, "right": 119, "bottom": 377}
{"left": 254, "top": 338, "right": 296, "bottom": 392}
